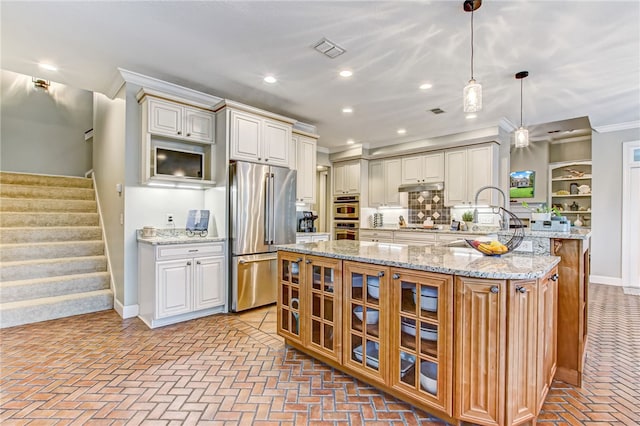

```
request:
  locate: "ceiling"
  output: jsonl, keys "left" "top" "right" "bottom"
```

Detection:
{"left": 1, "top": 1, "right": 639, "bottom": 152}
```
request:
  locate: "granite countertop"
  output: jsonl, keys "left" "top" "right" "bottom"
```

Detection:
{"left": 296, "top": 232, "right": 331, "bottom": 235}
{"left": 360, "top": 226, "right": 498, "bottom": 235}
{"left": 277, "top": 240, "right": 559, "bottom": 280}
{"left": 137, "top": 229, "right": 225, "bottom": 245}
{"left": 497, "top": 228, "right": 591, "bottom": 240}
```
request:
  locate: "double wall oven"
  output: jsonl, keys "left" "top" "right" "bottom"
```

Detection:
{"left": 333, "top": 195, "right": 359, "bottom": 240}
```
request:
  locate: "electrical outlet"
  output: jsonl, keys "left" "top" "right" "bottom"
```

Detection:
{"left": 166, "top": 213, "right": 174, "bottom": 224}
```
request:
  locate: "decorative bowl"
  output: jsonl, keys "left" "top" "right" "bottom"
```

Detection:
{"left": 367, "top": 277, "right": 380, "bottom": 299}
{"left": 400, "top": 318, "right": 438, "bottom": 341}
{"left": 353, "top": 306, "right": 379, "bottom": 325}
{"left": 419, "top": 361, "right": 438, "bottom": 395}
{"left": 412, "top": 286, "right": 438, "bottom": 311}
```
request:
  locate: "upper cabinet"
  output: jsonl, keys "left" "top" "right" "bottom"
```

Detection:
{"left": 369, "top": 158, "right": 403, "bottom": 207}
{"left": 147, "top": 97, "right": 215, "bottom": 144}
{"left": 292, "top": 130, "right": 318, "bottom": 204}
{"left": 444, "top": 144, "right": 498, "bottom": 206}
{"left": 334, "top": 160, "right": 368, "bottom": 195}
{"left": 215, "top": 100, "right": 295, "bottom": 168}
{"left": 401, "top": 152, "right": 444, "bottom": 185}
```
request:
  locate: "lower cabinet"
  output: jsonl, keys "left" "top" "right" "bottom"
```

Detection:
{"left": 138, "top": 242, "right": 226, "bottom": 328}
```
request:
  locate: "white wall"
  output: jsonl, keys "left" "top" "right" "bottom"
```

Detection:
{"left": 591, "top": 126, "right": 640, "bottom": 283}
{"left": 1, "top": 69, "right": 92, "bottom": 176}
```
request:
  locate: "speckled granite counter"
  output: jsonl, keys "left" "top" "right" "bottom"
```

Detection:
{"left": 497, "top": 228, "right": 591, "bottom": 255}
{"left": 277, "top": 240, "right": 559, "bottom": 280}
{"left": 361, "top": 226, "right": 498, "bottom": 235}
{"left": 137, "top": 229, "right": 225, "bottom": 245}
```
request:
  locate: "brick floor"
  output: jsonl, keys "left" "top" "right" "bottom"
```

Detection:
{"left": 1, "top": 284, "right": 638, "bottom": 425}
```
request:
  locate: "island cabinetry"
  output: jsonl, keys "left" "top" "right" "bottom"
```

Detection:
{"left": 343, "top": 261, "right": 389, "bottom": 385}
{"left": 277, "top": 252, "right": 304, "bottom": 344}
{"left": 537, "top": 269, "right": 558, "bottom": 410}
{"left": 391, "top": 269, "right": 453, "bottom": 416}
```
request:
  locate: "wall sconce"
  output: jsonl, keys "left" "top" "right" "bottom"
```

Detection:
{"left": 32, "top": 77, "right": 50, "bottom": 91}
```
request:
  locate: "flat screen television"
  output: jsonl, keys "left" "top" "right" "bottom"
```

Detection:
{"left": 509, "top": 170, "right": 535, "bottom": 198}
{"left": 154, "top": 147, "right": 204, "bottom": 180}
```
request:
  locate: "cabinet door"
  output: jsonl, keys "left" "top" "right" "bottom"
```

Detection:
{"left": 368, "top": 160, "right": 385, "bottom": 206}
{"left": 305, "top": 256, "right": 343, "bottom": 362}
{"left": 384, "top": 158, "right": 402, "bottom": 206}
{"left": 423, "top": 152, "right": 444, "bottom": 183}
{"left": 444, "top": 150, "right": 467, "bottom": 206}
{"left": 506, "top": 281, "right": 538, "bottom": 425}
{"left": 401, "top": 155, "right": 424, "bottom": 184}
{"left": 156, "top": 259, "right": 192, "bottom": 319}
{"left": 345, "top": 163, "right": 361, "bottom": 194}
{"left": 277, "top": 252, "right": 304, "bottom": 344}
{"left": 455, "top": 277, "right": 506, "bottom": 426}
{"left": 148, "top": 98, "right": 183, "bottom": 137}
{"left": 392, "top": 269, "right": 453, "bottom": 416}
{"left": 230, "top": 110, "right": 262, "bottom": 162}
{"left": 184, "top": 107, "right": 214, "bottom": 143}
{"left": 296, "top": 136, "right": 317, "bottom": 203}
{"left": 334, "top": 164, "right": 346, "bottom": 194}
{"left": 193, "top": 256, "right": 225, "bottom": 311}
{"left": 343, "top": 261, "right": 388, "bottom": 385}
{"left": 537, "top": 269, "right": 558, "bottom": 410}
{"left": 263, "top": 119, "right": 291, "bottom": 167}
{"left": 467, "top": 146, "right": 495, "bottom": 205}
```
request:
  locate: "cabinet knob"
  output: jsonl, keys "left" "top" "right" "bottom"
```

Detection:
{"left": 551, "top": 273, "right": 559, "bottom": 282}
{"left": 186, "top": 261, "right": 192, "bottom": 266}
{"left": 392, "top": 273, "right": 400, "bottom": 280}
{"left": 377, "top": 271, "right": 385, "bottom": 278}
{"left": 265, "top": 159, "right": 269, "bottom": 162}
{"left": 295, "top": 257, "right": 302, "bottom": 263}
{"left": 177, "top": 131, "right": 182, "bottom": 135}
{"left": 196, "top": 260, "right": 201, "bottom": 265}
{"left": 516, "top": 286, "right": 527, "bottom": 294}
{"left": 305, "top": 259, "right": 312, "bottom": 264}
{"left": 187, "top": 133, "right": 191, "bottom": 137}
{"left": 258, "top": 157, "right": 262, "bottom": 161}
{"left": 490, "top": 286, "right": 499, "bottom": 294}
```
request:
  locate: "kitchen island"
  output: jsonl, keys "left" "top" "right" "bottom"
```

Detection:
{"left": 277, "top": 240, "right": 560, "bottom": 426}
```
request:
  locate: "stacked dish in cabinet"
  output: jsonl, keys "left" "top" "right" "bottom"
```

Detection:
{"left": 549, "top": 161, "right": 592, "bottom": 227}
{"left": 349, "top": 272, "right": 383, "bottom": 377}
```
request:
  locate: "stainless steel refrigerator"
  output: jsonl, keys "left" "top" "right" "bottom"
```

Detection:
{"left": 230, "top": 161, "right": 296, "bottom": 312}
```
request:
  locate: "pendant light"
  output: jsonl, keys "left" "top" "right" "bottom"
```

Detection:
{"left": 514, "top": 71, "right": 529, "bottom": 148}
{"left": 463, "top": 0, "right": 482, "bottom": 113}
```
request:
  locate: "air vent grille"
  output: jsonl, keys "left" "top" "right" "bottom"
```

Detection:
{"left": 313, "top": 37, "right": 346, "bottom": 58}
{"left": 430, "top": 108, "right": 446, "bottom": 115}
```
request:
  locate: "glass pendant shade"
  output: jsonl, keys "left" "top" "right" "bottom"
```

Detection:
{"left": 515, "top": 127, "right": 529, "bottom": 148}
{"left": 463, "top": 79, "right": 482, "bottom": 113}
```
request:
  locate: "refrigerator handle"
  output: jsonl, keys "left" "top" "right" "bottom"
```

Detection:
{"left": 264, "top": 172, "right": 271, "bottom": 245}
{"left": 269, "top": 173, "right": 275, "bottom": 244}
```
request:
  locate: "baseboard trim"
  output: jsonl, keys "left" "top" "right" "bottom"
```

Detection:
{"left": 114, "top": 298, "right": 139, "bottom": 319}
{"left": 590, "top": 275, "right": 622, "bottom": 286}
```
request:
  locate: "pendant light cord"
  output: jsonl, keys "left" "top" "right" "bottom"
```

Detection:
{"left": 470, "top": 7, "right": 474, "bottom": 80}
{"left": 520, "top": 78, "right": 524, "bottom": 127}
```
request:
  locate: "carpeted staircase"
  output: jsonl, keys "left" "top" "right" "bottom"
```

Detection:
{"left": 0, "top": 172, "right": 113, "bottom": 328}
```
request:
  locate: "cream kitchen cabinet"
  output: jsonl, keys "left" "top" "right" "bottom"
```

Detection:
{"left": 334, "top": 160, "right": 368, "bottom": 195}
{"left": 369, "top": 159, "right": 403, "bottom": 207}
{"left": 359, "top": 229, "right": 395, "bottom": 243}
{"left": 138, "top": 241, "right": 226, "bottom": 328}
{"left": 146, "top": 97, "right": 215, "bottom": 144}
{"left": 444, "top": 144, "right": 498, "bottom": 207}
{"left": 401, "top": 152, "right": 444, "bottom": 184}
{"left": 293, "top": 130, "right": 318, "bottom": 203}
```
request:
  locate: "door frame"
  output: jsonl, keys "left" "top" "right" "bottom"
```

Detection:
{"left": 621, "top": 140, "right": 640, "bottom": 288}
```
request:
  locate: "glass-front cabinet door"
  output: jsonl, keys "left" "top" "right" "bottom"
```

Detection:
{"left": 343, "top": 261, "right": 389, "bottom": 385}
{"left": 277, "top": 252, "right": 304, "bottom": 344}
{"left": 304, "top": 255, "right": 342, "bottom": 363}
{"left": 391, "top": 268, "right": 453, "bottom": 415}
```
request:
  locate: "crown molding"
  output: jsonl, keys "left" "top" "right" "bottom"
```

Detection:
{"left": 105, "top": 69, "right": 126, "bottom": 99}
{"left": 498, "top": 117, "right": 518, "bottom": 133}
{"left": 316, "top": 145, "right": 330, "bottom": 154}
{"left": 592, "top": 120, "right": 640, "bottom": 133}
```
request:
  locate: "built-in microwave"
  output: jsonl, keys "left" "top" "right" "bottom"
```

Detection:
{"left": 333, "top": 195, "right": 359, "bottom": 220}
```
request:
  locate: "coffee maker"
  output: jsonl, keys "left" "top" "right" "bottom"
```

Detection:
{"left": 298, "top": 211, "right": 318, "bottom": 232}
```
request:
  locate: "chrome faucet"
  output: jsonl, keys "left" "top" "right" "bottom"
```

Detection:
{"left": 472, "top": 185, "right": 509, "bottom": 230}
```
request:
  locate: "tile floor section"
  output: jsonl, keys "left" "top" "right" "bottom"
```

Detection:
{"left": 1, "top": 284, "right": 638, "bottom": 425}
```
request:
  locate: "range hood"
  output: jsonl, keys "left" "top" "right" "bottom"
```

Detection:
{"left": 398, "top": 182, "right": 444, "bottom": 192}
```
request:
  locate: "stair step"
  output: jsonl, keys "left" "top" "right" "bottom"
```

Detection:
{"left": 0, "top": 241, "right": 104, "bottom": 262}
{"left": 0, "top": 184, "right": 95, "bottom": 200}
{"left": 0, "top": 226, "right": 102, "bottom": 244}
{"left": 0, "top": 197, "right": 97, "bottom": 212}
{"left": 0, "top": 172, "right": 93, "bottom": 188}
{"left": 0, "top": 255, "right": 107, "bottom": 281}
{"left": 0, "top": 272, "right": 110, "bottom": 303}
{"left": 0, "top": 212, "right": 100, "bottom": 227}
{"left": 0, "top": 289, "right": 113, "bottom": 329}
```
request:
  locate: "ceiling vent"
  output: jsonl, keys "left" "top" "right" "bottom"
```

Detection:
{"left": 430, "top": 108, "right": 446, "bottom": 115}
{"left": 312, "top": 37, "right": 346, "bottom": 59}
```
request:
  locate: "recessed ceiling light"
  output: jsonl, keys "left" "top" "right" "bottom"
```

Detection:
{"left": 346, "top": 139, "right": 355, "bottom": 144}
{"left": 342, "top": 107, "right": 353, "bottom": 113}
{"left": 397, "top": 129, "right": 407, "bottom": 135}
{"left": 339, "top": 70, "right": 353, "bottom": 78}
{"left": 263, "top": 75, "right": 277, "bottom": 84}
{"left": 466, "top": 114, "right": 477, "bottom": 119}
{"left": 38, "top": 63, "right": 57, "bottom": 71}
{"left": 419, "top": 83, "right": 433, "bottom": 90}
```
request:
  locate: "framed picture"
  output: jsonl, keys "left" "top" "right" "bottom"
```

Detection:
{"left": 509, "top": 170, "right": 535, "bottom": 199}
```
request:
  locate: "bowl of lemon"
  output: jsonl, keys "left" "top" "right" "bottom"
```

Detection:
{"left": 465, "top": 239, "right": 510, "bottom": 256}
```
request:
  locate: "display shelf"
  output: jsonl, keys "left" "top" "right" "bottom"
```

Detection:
{"left": 551, "top": 174, "right": 592, "bottom": 182}
{"left": 549, "top": 161, "right": 592, "bottom": 228}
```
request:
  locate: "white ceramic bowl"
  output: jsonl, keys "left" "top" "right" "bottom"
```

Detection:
{"left": 400, "top": 318, "right": 438, "bottom": 341}
{"left": 367, "top": 277, "right": 380, "bottom": 299}
{"left": 419, "top": 361, "right": 438, "bottom": 395}
{"left": 353, "top": 306, "right": 379, "bottom": 324}
{"left": 412, "top": 287, "right": 438, "bottom": 311}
